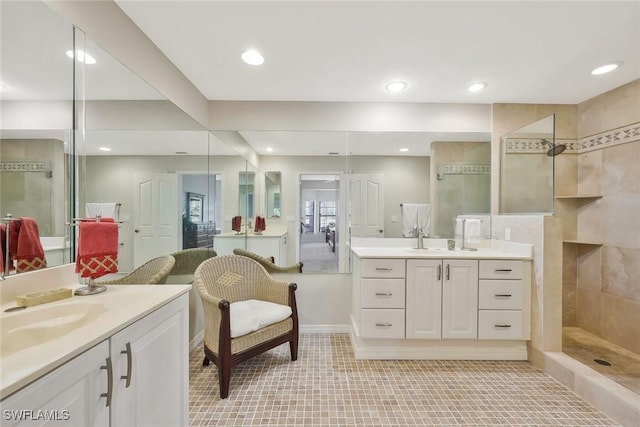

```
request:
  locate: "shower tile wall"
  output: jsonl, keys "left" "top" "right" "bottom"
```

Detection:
{"left": 575, "top": 79, "right": 640, "bottom": 354}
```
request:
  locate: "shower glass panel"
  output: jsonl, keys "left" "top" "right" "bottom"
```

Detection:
{"left": 499, "top": 115, "right": 557, "bottom": 214}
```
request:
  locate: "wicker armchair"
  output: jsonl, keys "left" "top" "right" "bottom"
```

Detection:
{"left": 194, "top": 255, "right": 298, "bottom": 398}
{"left": 166, "top": 248, "right": 217, "bottom": 283}
{"left": 232, "top": 248, "right": 303, "bottom": 273}
{"left": 97, "top": 255, "right": 175, "bottom": 285}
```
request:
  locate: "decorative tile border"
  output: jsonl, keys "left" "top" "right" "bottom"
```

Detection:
{"left": 1, "top": 161, "right": 46, "bottom": 172}
{"left": 579, "top": 122, "right": 640, "bottom": 152}
{"left": 442, "top": 164, "right": 490, "bottom": 175}
{"left": 505, "top": 138, "right": 578, "bottom": 154}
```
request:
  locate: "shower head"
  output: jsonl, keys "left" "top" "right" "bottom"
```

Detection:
{"left": 541, "top": 139, "right": 566, "bottom": 156}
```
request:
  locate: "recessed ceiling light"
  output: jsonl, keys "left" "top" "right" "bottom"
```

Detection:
{"left": 385, "top": 80, "right": 408, "bottom": 93}
{"left": 591, "top": 62, "right": 622, "bottom": 75}
{"left": 399, "top": 148, "right": 409, "bottom": 152}
{"left": 99, "top": 147, "right": 111, "bottom": 152}
{"left": 266, "top": 147, "right": 273, "bottom": 152}
{"left": 468, "top": 82, "right": 488, "bottom": 93}
{"left": 241, "top": 50, "right": 264, "bottom": 66}
{"left": 66, "top": 49, "right": 96, "bottom": 65}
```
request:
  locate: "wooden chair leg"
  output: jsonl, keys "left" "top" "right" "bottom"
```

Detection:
{"left": 290, "top": 335, "right": 298, "bottom": 361}
{"left": 218, "top": 363, "right": 231, "bottom": 399}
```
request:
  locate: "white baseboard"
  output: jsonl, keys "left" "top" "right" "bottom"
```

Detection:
{"left": 300, "top": 324, "right": 350, "bottom": 334}
{"left": 189, "top": 330, "right": 204, "bottom": 351}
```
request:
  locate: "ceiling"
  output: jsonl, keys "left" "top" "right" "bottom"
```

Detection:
{"left": 115, "top": 0, "right": 640, "bottom": 104}
{"left": 2, "top": 1, "right": 638, "bottom": 157}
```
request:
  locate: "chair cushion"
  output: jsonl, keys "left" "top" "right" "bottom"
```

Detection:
{"left": 229, "top": 299, "right": 292, "bottom": 338}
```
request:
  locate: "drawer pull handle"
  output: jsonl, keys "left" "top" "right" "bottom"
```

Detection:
{"left": 495, "top": 269, "right": 512, "bottom": 272}
{"left": 375, "top": 292, "right": 393, "bottom": 297}
{"left": 494, "top": 294, "right": 512, "bottom": 298}
{"left": 375, "top": 267, "right": 393, "bottom": 271}
{"left": 494, "top": 324, "right": 512, "bottom": 328}
{"left": 375, "top": 322, "right": 392, "bottom": 327}
{"left": 437, "top": 264, "right": 442, "bottom": 281}
{"left": 445, "top": 264, "right": 450, "bottom": 280}
{"left": 121, "top": 342, "right": 133, "bottom": 388}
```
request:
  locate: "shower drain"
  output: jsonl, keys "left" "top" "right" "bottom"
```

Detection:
{"left": 594, "top": 359, "right": 612, "bottom": 366}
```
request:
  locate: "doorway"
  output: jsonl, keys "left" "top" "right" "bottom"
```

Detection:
{"left": 299, "top": 174, "right": 340, "bottom": 273}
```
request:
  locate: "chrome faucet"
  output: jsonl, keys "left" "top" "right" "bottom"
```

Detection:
{"left": 417, "top": 230, "right": 425, "bottom": 249}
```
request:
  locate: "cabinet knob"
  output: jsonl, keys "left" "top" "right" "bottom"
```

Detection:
{"left": 134, "top": 229, "right": 140, "bottom": 233}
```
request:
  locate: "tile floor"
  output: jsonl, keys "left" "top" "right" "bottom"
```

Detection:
{"left": 189, "top": 334, "right": 618, "bottom": 426}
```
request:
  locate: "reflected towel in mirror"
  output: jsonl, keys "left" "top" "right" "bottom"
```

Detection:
{"left": 232, "top": 216, "right": 242, "bottom": 233}
{"left": 10, "top": 218, "right": 47, "bottom": 273}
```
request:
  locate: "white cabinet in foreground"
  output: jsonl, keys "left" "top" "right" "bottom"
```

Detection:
{"left": 1, "top": 294, "right": 189, "bottom": 427}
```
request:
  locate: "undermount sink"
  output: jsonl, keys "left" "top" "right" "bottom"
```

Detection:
{"left": 1, "top": 301, "right": 108, "bottom": 358}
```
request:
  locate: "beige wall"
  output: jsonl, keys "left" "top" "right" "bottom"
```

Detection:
{"left": 573, "top": 79, "right": 640, "bottom": 354}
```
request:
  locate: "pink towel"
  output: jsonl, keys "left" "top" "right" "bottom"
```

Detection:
{"left": 76, "top": 220, "right": 119, "bottom": 279}
{"left": 12, "top": 218, "right": 47, "bottom": 273}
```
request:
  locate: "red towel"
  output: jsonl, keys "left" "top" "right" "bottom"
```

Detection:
{"left": 0, "top": 223, "right": 7, "bottom": 273}
{"left": 75, "top": 221, "right": 119, "bottom": 279}
{"left": 12, "top": 218, "right": 47, "bottom": 273}
{"left": 254, "top": 216, "right": 266, "bottom": 233}
{"left": 232, "top": 215, "right": 242, "bottom": 232}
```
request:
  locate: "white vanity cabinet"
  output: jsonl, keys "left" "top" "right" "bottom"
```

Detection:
{"left": 406, "top": 259, "right": 478, "bottom": 339}
{"left": 351, "top": 248, "right": 531, "bottom": 360}
{"left": 1, "top": 294, "right": 188, "bottom": 427}
{"left": 478, "top": 260, "right": 528, "bottom": 340}
{"left": 359, "top": 258, "right": 405, "bottom": 338}
{"left": 1, "top": 341, "right": 110, "bottom": 427}
{"left": 110, "top": 295, "right": 188, "bottom": 427}
{"left": 214, "top": 232, "right": 288, "bottom": 264}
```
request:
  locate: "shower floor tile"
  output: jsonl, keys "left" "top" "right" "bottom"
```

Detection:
{"left": 190, "top": 333, "right": 617, "bottom": 426}
{"left": 563, "top": 326, "right": 640, "bottom": 394}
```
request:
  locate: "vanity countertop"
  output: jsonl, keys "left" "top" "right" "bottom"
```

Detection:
{"left": 351, "top": 241, "right": 532, "bottom": 260}
{"left": 0, "top": 284, "right": 191, "bottom": 400}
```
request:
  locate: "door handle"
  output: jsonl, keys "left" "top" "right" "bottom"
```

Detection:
{"left": 437, "top": 264, "right": 442, "bottom": 281}
{"left": 134, "top": 229, "right": 140, "bottom": 233}
{"left": 445, "top": 264, "right": 450, "bottom": 280}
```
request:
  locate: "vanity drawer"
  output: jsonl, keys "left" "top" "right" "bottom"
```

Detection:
{"left": 361, "top": 279, "right": 406, "bottom": 309}
{"left": 478, "top": 310, "right": 523, "bottom": 340}
{"left": 479, "top": 260, "right": 523, "bottom": 280}
{"left": 361, "top": 259, "right": 406, "bottom": 278}
{"left": 360, "top": 309, "right": 405, "bottom": 338}
{"left": 478, "top": 280, "right": 523, "bottom": 310}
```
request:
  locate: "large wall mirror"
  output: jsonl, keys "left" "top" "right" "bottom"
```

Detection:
{"left": 226, "top": 130, "right": 491, "bottom": 274}
{"left": 1, "top": 1, "right": 75, "bottom": 273}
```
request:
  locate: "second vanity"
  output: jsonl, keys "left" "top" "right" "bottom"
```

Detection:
{"left": 350, "top": 240, "right": 533, "bottom": 360}
{"left": 214, "top": 229, "right": 289, "bottom": 264}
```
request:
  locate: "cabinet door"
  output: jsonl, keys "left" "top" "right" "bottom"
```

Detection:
{"left": 2, "top": 341, "right": 109, "bottom": 427}
{"left": 442, "top": 259, "right": 478, "bottom": 339}
{"left": 406, "top": 259, "right": 442, "bottom": 339}
{"left": 110, "top": 294, "right": 188, "bottom": 427}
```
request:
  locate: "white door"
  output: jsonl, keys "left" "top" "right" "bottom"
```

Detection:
{"left": 349, "top": 173, "right": 384, "bottom": 237}
{"left": 133, "top": 172, "right": 178, "bottom": 267}
{"left": 406, "top": 259, "right": 443, "bottom": 339}
{"left": 442, "top": 259, "right": 479, "bottom": 339}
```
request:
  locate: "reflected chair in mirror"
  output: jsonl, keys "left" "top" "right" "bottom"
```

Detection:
{"left": 97, "top": 255, "right": 175, "bottom": 285}
{"left": 166, "top": 248, "right": 217, "bottom": 284}
{"left": 232, "top": 248, "right": 303, "bottom": 273}
{"left": 194, "top": 255, "right": 299, "bottom": 398}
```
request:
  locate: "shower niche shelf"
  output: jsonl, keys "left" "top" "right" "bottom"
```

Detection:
{"left": 562, "top": 240, "right": 603, "bottom": 246}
